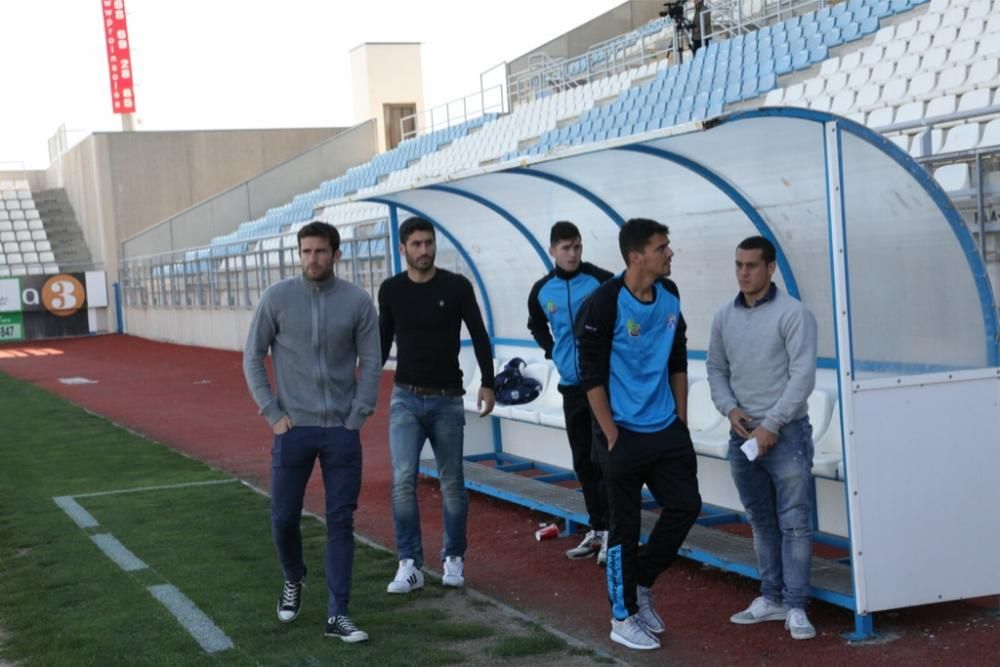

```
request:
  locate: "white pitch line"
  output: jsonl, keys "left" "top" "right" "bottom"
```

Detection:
{"left": 148, "top": 584, "right": 234, "bottom": 654}
{"left": 52, "top": 496, "right": 99, "bottom": 529}
{"left": 90, "top": 533, "right": 149, "bottom": 572}
{"left": 71, "top": 479, "right": 238, "bottom": 499}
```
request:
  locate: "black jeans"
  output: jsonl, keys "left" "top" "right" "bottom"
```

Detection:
{"left": 602, "top": 419, "right": 701, "bottom": 619}
{"left": 561, "top": 385, "right": 607, "bottom": 531}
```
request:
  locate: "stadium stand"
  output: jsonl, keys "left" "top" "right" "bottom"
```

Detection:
{"left": 0, "top": 180, "right": 59, "bottom": 277}
{"left": 197, "top": 0, "right": 1000, "bottom": 266}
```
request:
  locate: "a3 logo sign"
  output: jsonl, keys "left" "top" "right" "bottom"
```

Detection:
{"left": 22, "top": 275, "right": 87, "bottom": 317}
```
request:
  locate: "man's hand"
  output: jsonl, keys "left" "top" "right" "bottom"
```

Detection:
{"left": 272, "top": 415, "right": 292, "bottom": 435}
{"left": 477, "top": 387, "right": 496, "bottom": 417}
{"left": 604, "top": 425, "right": 620, "bottom": 452}
{"left": 728, "top": 408, "right": 752, "bottom": 439}
{"left": 749, "top": 425, "right": 779, "bottom": 456}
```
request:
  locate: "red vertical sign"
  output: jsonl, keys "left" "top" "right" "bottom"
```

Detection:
{"left": 101, "top": 0, "right": 137, "bottom": 114}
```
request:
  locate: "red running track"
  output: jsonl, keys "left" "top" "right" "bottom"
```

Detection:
{"left": 2, "top": 335, "right": 998, "bottom": 667}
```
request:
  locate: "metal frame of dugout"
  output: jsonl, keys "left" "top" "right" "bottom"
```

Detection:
{"left": 350, "top": 108, "right": 1000, "bottom": 639}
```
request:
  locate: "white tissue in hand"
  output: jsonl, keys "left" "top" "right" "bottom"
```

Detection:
{"left": 741, "top": 437, "right": 759, "bottom": 461}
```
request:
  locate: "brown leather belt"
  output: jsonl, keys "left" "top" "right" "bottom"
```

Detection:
{"left": 395, "top": 383, "right": 464, "bottom": 397}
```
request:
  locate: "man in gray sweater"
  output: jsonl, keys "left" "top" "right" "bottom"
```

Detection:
{"left": 706, "top": 236, "right": 818, "bottom": 641}
{"left": 243, "top": 221, "right": 381, "bottom": 643}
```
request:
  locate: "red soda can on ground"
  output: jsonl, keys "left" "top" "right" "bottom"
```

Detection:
{"left": 535, "top": 523, "right": 559, "bottom": 541}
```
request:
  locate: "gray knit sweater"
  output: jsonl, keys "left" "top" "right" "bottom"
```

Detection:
{"left": 706, "top": 286, "right": 818, "bottom": 434}
{"left": 243, "top": 274, "right": 381, "bottom": 430}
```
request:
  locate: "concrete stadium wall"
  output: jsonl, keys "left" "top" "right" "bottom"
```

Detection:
{"left": 123, "top": 304, "right": 255, "bottom": 352}
{"left": 0, "top": 169, "right": 47, "bottom": 191}
{"left": 507, "top": 0, "right": 665, "bottom": 75}
{"left": 47, "top": 127, "right": 346, "bottom": 274}
{"left": 120, "top": 119, "right": 380, "bottom": 257}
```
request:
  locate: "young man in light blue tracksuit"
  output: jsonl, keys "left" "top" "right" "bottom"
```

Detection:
{"left": 527, "top": 221, "right": 613, "bottom": 563}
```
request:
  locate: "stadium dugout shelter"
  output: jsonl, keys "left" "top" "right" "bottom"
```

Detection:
{"left": 359, "top": 107, "right": 1000, "bottom": 638}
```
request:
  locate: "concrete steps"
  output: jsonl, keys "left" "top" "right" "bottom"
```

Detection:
{"left": 33, "top": 189, "right": 94, "bottom": 269}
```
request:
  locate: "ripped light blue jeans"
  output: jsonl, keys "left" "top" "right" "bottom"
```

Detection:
{"left": 728, "top": 416, "right": 814, "bottom": 609}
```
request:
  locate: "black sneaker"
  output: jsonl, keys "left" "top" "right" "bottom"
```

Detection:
{"left": 277, "top": 578, "right": 304, "bottom": 623}
{"left": 325, "top": 615, "right": 369, "bottom": 643}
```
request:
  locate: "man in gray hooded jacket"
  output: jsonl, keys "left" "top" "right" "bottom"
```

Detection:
{"left": 244, "top": 221, "right": 381, "bottom": 643}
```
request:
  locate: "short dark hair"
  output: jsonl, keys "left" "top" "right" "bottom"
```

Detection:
{"left": 399, "top": 216, "right": 435, "bottom": 244}
{"left": 549, "top": 221, "right": 581, "bottom": 246}
{"left": 619, "top": 218, "right": 669, "bottom": 264}
{"left": 297, "top": 221, "right": 340, "bottom": 253}
{"left": 737, "top": 236, "right": 776, "bottom": 264}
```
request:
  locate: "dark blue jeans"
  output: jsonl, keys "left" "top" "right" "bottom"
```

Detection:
{"left": 271, "top": 426, "right": 362, "bottom": 617}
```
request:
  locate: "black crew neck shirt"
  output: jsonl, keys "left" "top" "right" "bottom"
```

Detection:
{"left": 378, "top": 268, "right": 495, "bottom": 390}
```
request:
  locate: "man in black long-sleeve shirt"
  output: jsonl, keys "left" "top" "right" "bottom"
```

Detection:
{"left": 378, "top": 216, "right": 495, "bottom": 595}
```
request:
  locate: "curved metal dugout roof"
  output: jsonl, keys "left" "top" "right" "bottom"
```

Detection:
{"left": 361, "top": 108, "right": 999, "bottom": 372}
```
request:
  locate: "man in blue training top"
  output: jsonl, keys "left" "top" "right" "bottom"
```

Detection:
{"left": 527, "top": 221, "right": 614, "bottom": 563}
{"left": 706, "top": 235, "right": 818, "bottom": 640}
{"left": 577, "top": 218, "right": 702, "bottom": 651}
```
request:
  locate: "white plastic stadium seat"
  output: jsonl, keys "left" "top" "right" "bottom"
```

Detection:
{"left": 925, "top": 94, "right": 957, "bottom": 122}
{"left": 826, "top": 72, "right": 849, "bottom": 95}
{"left": 934, "top": 164, "right": 971, "bottom": 191}
{"left": 811, "top": 402, "right": 842, "bottom": 479}
{"left": 820, "top": 57, "right": 841, "bottom": 78}
{"left": 958, "top": 18, "right": 984, "bottom": 42}
{"left": 895, "top": 101, "right": 925, "bottom": 124}
{"left": 895, "top": 19, "right": 918, "bottom": 41}
{"left": 783, "top": 83, "right": 806, "bottom": 104}
{"left": 804, "top": 77, "right": 826, "bottom": 99}
{"left": 857, "top": 82, "right": 883, "bottom": 110}
{"left": 905, "top": 32, "right": 932, "bottom": 56}
{"left": 884, "top": 40, "right": 907, "bottom": 61}
{"left": 940, "top": 7, "right": 966, "bottom": 29}
{"left": 907, "top": 71, "right": 937, "bottom": 101}
{"left": 871, "top": 61, "right": 895, "bottom": 85}
{"left": 931, "top": 26, "right": 959, "bottom": 50}
{"left": 942, "top": 123, "right": 983, "bottom": 153}
{"left": 921, "top": 47, "right": 947, "bottom": 72}
{"left": 966, "top": 0, "right": 991, "bottom": 20}
{"left": 939, "top": 64, "right": 968, "bottom": 93}
{"left": 867, "top": 106, "right": 895, "bottom": 127}
{"left": 840, "top": 51, "right": 862, "bottom": 72}
{"left": 873, "top": 26, "right": 895, "bottom": 46}
{"left": 957, "top": 88, "right": 991, "bottom": 114}
{"left": 861, "top": 45, "right": 883, "bottom": 67}
{"left": 918, "top": 13, "right": 942, "bottom": 34}
{"left": 765, "top": 88, "right": 785, "bottom": 105}
{"left": 810, "top": 95, "right": 833, "bottom": 112}
{"left": 980, "top": 119, "right": 1000, "bottom": 148}
{"left": 948, "top": 40, "right": 977, "bottom": 65}
{"left": 882, "top": 78, "right": 909, "bottom": 104}
{"left": 688, "top": 380, "right": 724, "bottom": 434}
{"left": 964, "top": 58, "right": 999, "bottom": 93}
{"left": 895, "top": 54, "right": 921, "bottom": 78}
{"left": 831, "top": 90, "right": 856, "bottom": 114}
{"left": 848, "top": 66, "right": 871, "bottom": 90}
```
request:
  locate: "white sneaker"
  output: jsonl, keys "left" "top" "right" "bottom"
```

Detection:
{"left": 442, "top": 555, "right": 464, "bottom": 587}
{"left": 636, "top": 585, "right": 664, "bottom": 634}
{"left": 610, "top": 615, "right": 660, "bottom": 650}
{"left": 785, "top": 607, "right": 816, "bottom": 639}
{"left": 387, "top": 558, "right": 424, "bottom": 594}
{"left": 565, "top": 530, "right": 602, "bottom": 559}
{"left": 730, "top": 596, "right": 787, "bottom": 624}
{"left": 597, "top": 531, "right": 609, "bottom": 566}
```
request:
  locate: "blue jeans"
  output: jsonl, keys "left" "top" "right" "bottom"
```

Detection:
{"left": 389, "top": 386, "right": 467, "bottom": 569}
{"left": 728, "top": 416, "right": 814, "bottom": 610}
{"left": 271, "top": 426, "right": 362, "bottom": 617}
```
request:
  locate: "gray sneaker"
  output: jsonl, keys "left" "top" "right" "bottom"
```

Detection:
{"left": 636, "top": 585, "right": 664, "bottom": 634}
{"left": 785, "top": 607, "right": 816, "bottom": 639}
{"left": 597, "top": 531, "right": 609, "bottom": 566}
{"left": 565, "top": 530, "right": 602, "bottom": 559}
{"left": 730, "top": 596, "right": 787, "bottom": 624}
{"left": 610, "top": 615, "right": 660, "bottom": 650}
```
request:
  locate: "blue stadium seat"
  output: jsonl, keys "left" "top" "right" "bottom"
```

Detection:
{"left": 890, "top": 0, "right": 910, "bottom": 12}
{"left": 819, "top": 17, "right": 836, "bottom": 33}
{"left": 842, "top": 21, "right": 862, "bottom": 42}
{"left": 708, "top": 87, "right": 726, "bottom": 105}
{"left": 823, "top": 28, "right": 843, "bottom": 48}
{"left": 707, "top": 102, "right": 724, "bottom": 117}
{"left": 831, "top": 3, "right": 848, "bottom": 16}
{"left": 835, "top": 12, "right": 854, "bottom": 28}
{"left": 810, "top": 45, "right": 829, "bottom": 63}
{"left": 741, "top": 78, "right": 759, "bottom": 99}
{"left": 787, "top": 25, "right": 804, "bottom": 41}
{"left": 860, "top": 16, "right": 879, "bottom": 35}
{"left": 816, "top": 6, "right": 832, "bottom": 20}
{"left": 675, "top": 109, "right": 692, "bottom": 124}
{"left": 789, "top": 37, "right": 807, "bottom": 53}
{"left": 759, "top": 58, "right": 776, "bottom": 76}
{"left": 758, "top": 72, "right": 777, "bottom": 92}
{"left": 792, "top": 49, "right": 811, "bottom": 70}
{"left": 725, "top": 83, "right": 743, "bottom": 104}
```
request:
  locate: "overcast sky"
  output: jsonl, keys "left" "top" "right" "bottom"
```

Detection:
{"left": 0, "top": 0, "right": 621, "bottom": 169}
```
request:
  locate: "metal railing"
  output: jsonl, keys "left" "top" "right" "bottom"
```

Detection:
{"left": 400, "top": 85, "right": 507, "bottom": 141}
{"left": 703, "top": 0, "right": 825, "bottom": 42}
{"left": 120, "top": 223, "right": 390, "bottom": 312}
